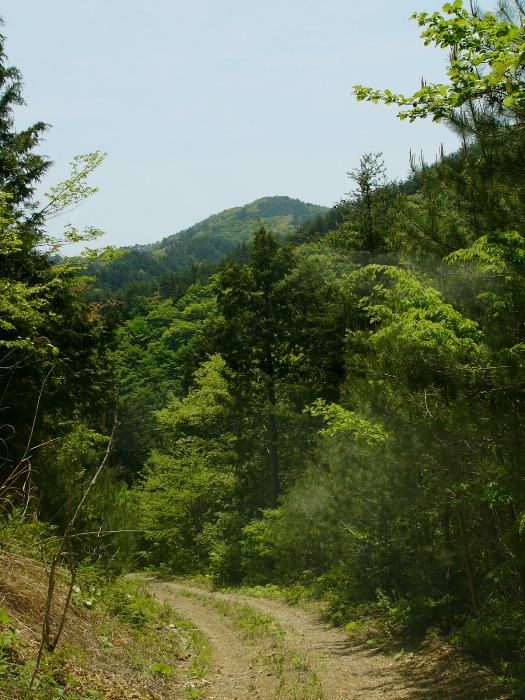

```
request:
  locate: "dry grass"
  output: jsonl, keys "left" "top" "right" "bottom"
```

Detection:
{"left": 0, "top": 552, "right": 209, "bottom": 699}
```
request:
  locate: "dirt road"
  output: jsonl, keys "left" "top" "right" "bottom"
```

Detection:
{"left": 146, "top": 580, "right": 512, "bottom": 700}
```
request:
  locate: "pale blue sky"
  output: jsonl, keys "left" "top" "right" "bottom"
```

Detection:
{"left": 2, "top": 1, "right": 463, "bottom": 249}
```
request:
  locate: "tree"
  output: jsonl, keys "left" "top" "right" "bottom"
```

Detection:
{"left": 354, "top": 1, "right": 525, "bottom": 123}
{"left": 330, "top": 153, "right": 395, "bottom": 253}
{"left": 114, "top": 284, "right": 219, "bottom": 477}
{"left": 0, "top": 26, "right": 117, "bottom": 515}
{"left": 0, "top": 21, "right": 50, "bottom": 215}
{"left": 213, "top": 227, "right": 345, "bottom": 508}
{"left": 0, "top": 191, "right": 118, "bottom": 503}
{"left": 137, "top": 355, "right": 238, "bottom": 572}
{"left": 214, "top": 227, "right": 296, "bottom": 507}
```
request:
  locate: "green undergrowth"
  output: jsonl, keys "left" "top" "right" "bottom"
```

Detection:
{"left": 332, "top": 589, "right": 525, "bottom": 695}
{"left": 103, "top": 578, "right": 211, "bottom": 685}
{"left": 214, "top": 599, "right": 285, "bottom": 643}
{"left": 234, "top": 582, "right": 314, "bottom": 605}
{"left": 156, "top": 572, "right": 216, "bottom": 591}
{"left": 0, "top": 568, "right": 211, "bottom": 699}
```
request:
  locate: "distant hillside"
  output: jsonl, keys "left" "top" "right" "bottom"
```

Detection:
{"left": 155, "top": 196, "right": 327, "bottom": 253}
{"left": 91, "top": 196, "right": 328, "bottom": 292}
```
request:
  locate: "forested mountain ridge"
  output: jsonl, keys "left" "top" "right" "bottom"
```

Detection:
{"left": 154, "top": 195, "right": 328, "bottom": 251}
{"left": 88, "top": 196, "right": 327, "bottom": 295}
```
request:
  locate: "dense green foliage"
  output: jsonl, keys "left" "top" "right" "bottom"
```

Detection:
{"left": 86, "top": 196, "right": 327, "bottom": 301}
{"left": 5, "top": 0, "right": 525, "bottom": 692}
{"left": 118, "top": 1, "right": 525, "bottom": 684}
{"left": 0, "top": 24, "right": 132, "bottom": 569}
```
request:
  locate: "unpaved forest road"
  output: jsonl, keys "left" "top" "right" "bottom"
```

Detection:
{"left": 146, "top": 580, "right": 512, "bottom": 700}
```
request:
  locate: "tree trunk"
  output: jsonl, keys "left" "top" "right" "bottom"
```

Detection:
{"left": 266, "top": 382, "right": 279, "bottom": 508}
{"left": 457, "top": 504, "right": 479, "bottom": 614}
{"left": 507, "top": 505, "right": 525, "bottom": 612}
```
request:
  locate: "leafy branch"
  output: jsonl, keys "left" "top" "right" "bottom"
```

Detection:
{"left": 353, "top": 1, "right": 525, "bottom": 121}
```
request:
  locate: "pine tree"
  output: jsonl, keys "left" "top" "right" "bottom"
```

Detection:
{"left": 0, "top": 23, "right": 116, "bottom": 509}
{"left": 0, "top": 20, "right": 51, "bottom": 223}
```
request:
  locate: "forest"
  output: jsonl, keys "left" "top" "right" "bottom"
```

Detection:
{"left": 2, "top": 0, "right": 525, "bottom": 697}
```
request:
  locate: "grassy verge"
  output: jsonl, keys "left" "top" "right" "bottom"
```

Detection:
{"left": 0, "top": 559, "right": 211, "bottom": 699}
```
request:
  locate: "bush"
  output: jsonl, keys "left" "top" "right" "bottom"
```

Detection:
{"left": 102, "top": 579, "right": 161, "bottom": 628}
{"left": 240, "top": 510, "right": 281, "bottom": 585}
{"left": 454, "top": 601, "right": 525, "bottom": 674}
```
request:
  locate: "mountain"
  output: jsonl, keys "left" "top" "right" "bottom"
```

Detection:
{"left": 155, "top": 196, "right": 328, "bottom": 252}
{"left": 90, "top": 196, "right": 328, "bottom": 293}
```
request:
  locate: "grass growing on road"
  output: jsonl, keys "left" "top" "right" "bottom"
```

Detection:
{"left": 179, "top": 588, "right": 324, "bottom": 699}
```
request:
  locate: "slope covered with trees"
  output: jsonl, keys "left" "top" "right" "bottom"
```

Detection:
{"left": 114, "top": 0, "right": 525, "bottom": 683}
{"left": 4, "top": 1, "right": 525, "bottom": 695}
{"left": 87, "top": 196, "right": 328, "bottom": 299}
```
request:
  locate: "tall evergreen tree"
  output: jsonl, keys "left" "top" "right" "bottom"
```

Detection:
{"left": 0, "top": 30, "right": 49, "bottom": 198}
{"left": 214, "top": 227, "right": 344, "bottom": 507}
{"left": 0, "top": 25, "right": 117, "bottom": 512}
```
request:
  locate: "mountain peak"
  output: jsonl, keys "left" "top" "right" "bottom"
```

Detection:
{"left": 156, "top": 195, "right": 328, "bottom": 251}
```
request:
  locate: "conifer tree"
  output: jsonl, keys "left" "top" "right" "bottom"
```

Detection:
{"left": 214, "top": 227, "right": 344, "bottom": 507}
{"left": 0, "top": 23, "right": 116, "bottom": 510}
{"left": 0, "top": 20, "right": 51, "bottom": 229}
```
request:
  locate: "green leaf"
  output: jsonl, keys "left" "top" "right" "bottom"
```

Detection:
{"left": 0, "top": 608, "right": 14, "bottom": 625}
{"left": 345, "top": 621, "right": 361, "bottom": 631}
{"left": 151, "top": 662, "right": 173, "bottom": 675}
{"left": 306, "top": 399, "right": 388, "bottom": 444}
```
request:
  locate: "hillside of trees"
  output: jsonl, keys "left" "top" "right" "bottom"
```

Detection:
{"left": 3, "top": 1, "right": 525, "bottom": 696}
{"left": 86, "top": 196, "right": 327, "bottom": 304}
